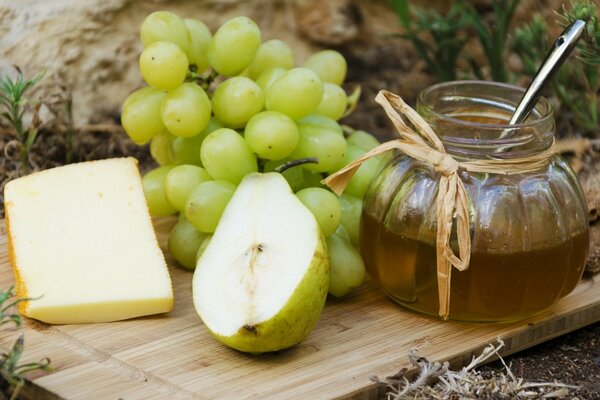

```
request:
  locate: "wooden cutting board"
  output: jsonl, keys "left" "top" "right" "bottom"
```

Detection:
{"left": 1, "top": 217, "right": 600, "bottom": 400}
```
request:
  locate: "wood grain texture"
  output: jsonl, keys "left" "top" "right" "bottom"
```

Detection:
{"left": 0, "top": 218, "right": 599, "bottom": 400}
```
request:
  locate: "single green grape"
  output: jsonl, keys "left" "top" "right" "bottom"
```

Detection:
{"left": 121, "top": 87, "right": 166, "bottom": 144}
{"left": 303, "top": 50, "right": 347, "bottom": 85}
{"left": 338, "top": 193, "right": 362, "bottom": 246}
{"left": 139, "top": 41, "right": 188, "bottom": 90}
{"left": 343, "top": 144, "right": 381, "bottom": 199}
{"left": 195, "top": 234, "right": 213, "bottom": 262}
{"left": 178, "top": 211, "right": 188, "bottom": 222}
{"left": 170, "top": 117, "right": 224, "bottom": 165}
{"left": 142, "top": 166, "right": 177, "bottom": 217}
{"left": 291, "top": 115, "right": 346, "bottom": 172}
{"left": 184, "top": 18, "right": 211, "bottom": 72}
{"left": 265, "top": 67, "right": 323, "bottom": 120}
{"left": 327, "top": 232, "right": 366, "bottom": 297}
{"left": 200, "top": 128, "right": 258, "bottom": 184}
{"left": 150, "top": 131, "right": 174, "bottom": 165}
{"left": 140, "top": 11, "right": 191, "bottom": 54}
{"left": 168, "top": 218, "right": 209, "bottom": 270}
{"left": 161, "top": 82, "right": 212, "bottom": 137}
{"left": 297, "top": 114, "right": 344, "bottom": 136}
{"left": 207, "top": 16, "right": 261, "bottom": 76}
{"left": 165, "top": 165, "right": 212, "bottom": 211}
{"left": 255, "top": 67, "right": 286, "bottom": 92}
{"left": 334, "top": 224, "right": 351, "bottom": 242}
{"left": 237, "top": 67, "right": 251, "bottom": 77}
{"left": 170, "top": 134, "right": 203, "bottom": 166}
{"left": 185, "top": 180, "right": 237, "bottom": 233}
{"left": 248, "top": 39, "right": 295, "bottom": 79}
{"left": 302, "top": 170, "right": 325, "bottom": 189}
{"left": 121, "top": 86, "right": 155, "bottom": 110}
{"left": 211, "top": 77, "right": 264, "bottom": 128}
{"left": 264, "top": 159, "right": 304, "bottom": 192}
{"left": 296, "top": 187, "right": 341, "bottom": 237}
{"left": 315, "top": 83, "right": 347, "bottom": 121}
{"left": 244, "top": 111, "right": 299, "bottom": 160}
{"left": 347, "top": 130, "right": 380, "bottom": 151}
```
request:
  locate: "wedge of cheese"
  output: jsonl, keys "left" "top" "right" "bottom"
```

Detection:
{"left": 4, "top": 158, "right": 174, "bottom": 324}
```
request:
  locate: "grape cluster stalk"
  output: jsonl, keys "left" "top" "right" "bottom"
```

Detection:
{"left": 122, "top": 11, "right": 383, "bottom": 297}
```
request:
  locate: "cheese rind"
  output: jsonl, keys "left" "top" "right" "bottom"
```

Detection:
{"left": 4, "top": 158, "right": 174, "bottom": 324}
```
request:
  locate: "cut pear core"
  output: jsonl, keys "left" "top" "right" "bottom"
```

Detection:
{"left": 193, "top": 173, "right": 320, "bottom": 337}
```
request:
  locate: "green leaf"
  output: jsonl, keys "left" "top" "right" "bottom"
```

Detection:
{"left": 14, "top": 358, "right": 52, "bottom": 375}
{"left": 0, "top": 314, "right": 22, "bottom": 328}
{"left": 4, "top": 334, "right": 25, "bottom": 374}
{"left": 388, "top": 0, "right": 411, "bottom": 29}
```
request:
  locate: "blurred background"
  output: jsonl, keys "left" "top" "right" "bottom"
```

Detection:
{"left": 1, "top": 0, "right": 597, "bottom": 138}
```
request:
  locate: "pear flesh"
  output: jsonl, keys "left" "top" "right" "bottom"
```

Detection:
{"left": 193, "top": 172, "right": 329, "bottom": 353}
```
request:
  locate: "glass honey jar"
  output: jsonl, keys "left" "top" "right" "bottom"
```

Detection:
{"left": 360, "top": 81, "right": 590, "bottom": 322}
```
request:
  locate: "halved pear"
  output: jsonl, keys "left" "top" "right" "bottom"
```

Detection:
{"left": 193, "top": 172, "right": 329, "bottom": 353}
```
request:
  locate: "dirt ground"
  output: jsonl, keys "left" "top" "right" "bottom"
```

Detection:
{"left": 481, "top": 321, "right": 600, "bottom": 399}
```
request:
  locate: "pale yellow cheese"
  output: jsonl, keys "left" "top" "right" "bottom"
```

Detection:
{"left": 4, "top": 158, "right": 174, "bottom": 324}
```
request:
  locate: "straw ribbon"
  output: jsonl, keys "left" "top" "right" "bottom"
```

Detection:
{"left": 323, "top": 90, "right": 556, "bottom": 319}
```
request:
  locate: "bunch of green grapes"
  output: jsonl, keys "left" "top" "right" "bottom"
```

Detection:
{"left": 122, "top": 11, "right": 383, "bottom": 298}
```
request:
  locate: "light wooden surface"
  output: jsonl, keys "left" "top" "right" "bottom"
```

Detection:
{"left": 1, "top": 218, "right": 599, "bottom": 400}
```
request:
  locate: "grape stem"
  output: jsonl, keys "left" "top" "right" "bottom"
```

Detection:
{"left": 275, "top": 157, "right": 319, "bottom": 173}
{"left": 341, "top": 124, "right": 355, "bottom": 138}
{"left": 342, "top": 85, "right": 362, "bottom": 119}
{"left": 186, "top": 69, "right": 219, "bottom": 90}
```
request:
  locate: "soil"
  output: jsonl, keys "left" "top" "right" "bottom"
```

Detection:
{"left": 482, "top": 321, "right": 600, "bottom": 399}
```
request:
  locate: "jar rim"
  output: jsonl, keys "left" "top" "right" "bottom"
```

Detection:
{"left": 417, "top": 80, "right": 554, "bottom": 130}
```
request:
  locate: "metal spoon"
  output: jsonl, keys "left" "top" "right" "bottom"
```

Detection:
{"left": 508, "top": 20, "right": 586, "bottom": 126}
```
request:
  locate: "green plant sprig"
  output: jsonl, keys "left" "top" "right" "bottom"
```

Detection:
{"left": 0, "top": 287, "right": 25, "bottom": 329}
{"left": 389, "top": 0, "right": 599, "bottom": 137}
{"left": 512, "top": 1, "right": 599, "bottom": 134}
{"left": 2, "top": 335, "right": 51, "bottom": 394}
{"left": 558, "top": 0, "right": 600, "bottom": 65}
{"left": 0, "top": 68, "right": 45, "bottom": 173}
{"left": 0, "top": 287, "right": 52, "bottom": 400}
{"left": 389, "top": 0, "right": 521, "bottom": 82}
{"left": 512, "top": 15, "right": 549, "bottom": 76}
{"left": 388, "top": 0, "right": 471, "bottom": 81}
{"left": 466, "top": 0, "right": 520, "bottom": 82}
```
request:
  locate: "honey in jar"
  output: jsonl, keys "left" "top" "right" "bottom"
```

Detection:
{"left": 360, "top": 81, "right": 590, "bottom": 322}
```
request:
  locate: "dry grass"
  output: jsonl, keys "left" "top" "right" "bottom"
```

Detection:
{"left": 371, "top": 340, "right": 578, "bottom": 399}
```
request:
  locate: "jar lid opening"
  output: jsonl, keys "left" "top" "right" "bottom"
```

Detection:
{"left": 417, "top": 80, "right": 554, "bottom": 130}
{"left": 416, "top": 81, "right": 555, "bottom": 158}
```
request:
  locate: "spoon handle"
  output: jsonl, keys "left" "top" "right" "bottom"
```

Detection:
{"left": 509, "top": 20, "right": 586, "bottom": 125}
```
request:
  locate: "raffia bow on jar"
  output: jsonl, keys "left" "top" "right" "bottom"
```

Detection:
{"left": 323, "top": 90, "right": 557, "bottom": 320}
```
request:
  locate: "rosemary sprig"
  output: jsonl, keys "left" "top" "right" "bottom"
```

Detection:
{"left": 388, "top": 0, "right": 471, "bottom": 81}
{"left": 389, "top": 0, "right": 599, "bottom": 137}
{"left": 0, "top": 287, "right": 51, "bottom": 400}
{"left": 466, "top": 0, "right": 520, "bottom": 82}
{"left": 512, "top": 15, "right": 549, "bottom": 76}
{"left": 512, "top": 1, "right": 600, "bottom": 134}
{"left": 389, "top": 0, "right": 519, "bottom": 82}
{"left": 0, "top": 68, "right": 45, "bottom": 173}
{"left": 558, "top": 0, "right": 600, "bottom": 66}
